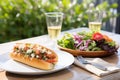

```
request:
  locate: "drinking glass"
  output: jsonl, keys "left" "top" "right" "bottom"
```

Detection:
{"left": 88, "top": 9, "right": 103, "bottom": 33}
{"left": 45, "top": 12, "right": 63, "bottom": 40}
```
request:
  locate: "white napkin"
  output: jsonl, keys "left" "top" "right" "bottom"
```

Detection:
{"left": 74, "top": 58, "right": 120, "bottom": 76}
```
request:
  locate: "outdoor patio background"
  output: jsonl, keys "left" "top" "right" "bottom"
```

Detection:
{"left": 0, "top": 0, "right": 119, "bottom": 43}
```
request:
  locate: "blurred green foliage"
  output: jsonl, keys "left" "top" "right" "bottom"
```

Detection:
{"left": 0, "top": 0, "right": 118, "bottom": 43}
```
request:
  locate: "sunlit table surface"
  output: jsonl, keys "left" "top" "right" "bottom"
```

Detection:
{"left": 0, "top": 28, "right": 120, "bottom": 80}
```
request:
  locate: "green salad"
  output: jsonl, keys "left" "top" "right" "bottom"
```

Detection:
{"left": 57, "top": 31, "right": 117, "bottom": 53}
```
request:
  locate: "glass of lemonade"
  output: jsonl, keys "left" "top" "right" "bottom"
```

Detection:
{"left": 88, "top": 9, "right": 103, "bottom": 33}
{"left": 45, "top": 12, "right": 63, "bottom": 40}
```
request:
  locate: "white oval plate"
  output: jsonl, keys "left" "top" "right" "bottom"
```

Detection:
{"left": 0, "top": 50, "right": 74, "bottom": 75}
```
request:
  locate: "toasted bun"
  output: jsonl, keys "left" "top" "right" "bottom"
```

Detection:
{"left": 58, "top": 46, "right": 114, "bottom": 57}
{"left": 10, "top": 43, "right": 58, "bottom": 70}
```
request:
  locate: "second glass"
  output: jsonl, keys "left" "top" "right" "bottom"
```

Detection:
{"left": 45, "top": 12, "right": 63, "bottom": 40}
{"left": 88, "top": 9, "right": 103, "bottom": 33}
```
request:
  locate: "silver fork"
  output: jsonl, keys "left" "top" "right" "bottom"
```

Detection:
{"left": 76, "top": 56, "right": 107, "bottom": 71}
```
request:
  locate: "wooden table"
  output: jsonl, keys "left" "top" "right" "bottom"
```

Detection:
{"left": 0, "top": 28, "right": 120, "bottom": 80}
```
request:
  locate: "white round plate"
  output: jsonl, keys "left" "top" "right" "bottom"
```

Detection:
{"left": 0, "top": 50, "right": 74, "bottom": 75}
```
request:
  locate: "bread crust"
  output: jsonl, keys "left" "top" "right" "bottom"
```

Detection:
{"left": 10, "top": 43, "right": 58, "bottom": 70}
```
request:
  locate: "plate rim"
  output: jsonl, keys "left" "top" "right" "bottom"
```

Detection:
{"left": 0, "top": 50, "right": 74, "bottom": 75}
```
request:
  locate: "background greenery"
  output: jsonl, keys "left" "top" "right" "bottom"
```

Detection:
{"left": 0, "top": 0, "right": 118, "bottom": 43}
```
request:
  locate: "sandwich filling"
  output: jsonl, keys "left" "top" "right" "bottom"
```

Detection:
{"left": 13, "top": 43, "right": 57, "bottom": 64}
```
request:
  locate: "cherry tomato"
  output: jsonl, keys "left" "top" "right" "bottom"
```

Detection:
{"left": 35, "top": 49, "right": 40, "bottom": 54}
{"left": 24, "top": 46, "right": 29, "bottom": 51}
{"left": 46, "top": 59, "right": 57, "bottom": 63}
{"left": 46, "top": 54, "right": 56, "bottom": 59}
{"left": 92, "top": 32, "right": 103, "bottom": 41}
